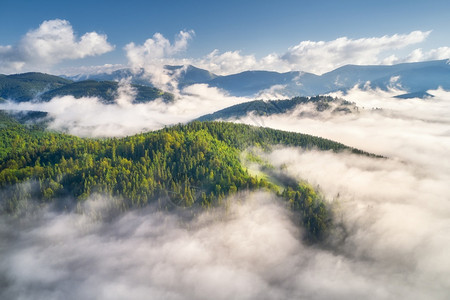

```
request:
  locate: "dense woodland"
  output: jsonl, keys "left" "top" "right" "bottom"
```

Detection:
{"left": 39, "top": 80, "right": 174, "bottom": 103}
{"left": 0, "top": 111, "right": 374, "bottom": 239}
{"left": 197, "top": 95, "right": 356, "bottom": 121}
{"left": 0, "top": 72, "right": 71, "bottom": 102}
{"left": 0, "top": 72, "right": 173, "bottom": 103}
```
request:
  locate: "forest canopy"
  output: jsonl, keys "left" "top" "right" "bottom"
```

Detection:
{"left": 0, "top": 111, "right": 375, "bottom": 239}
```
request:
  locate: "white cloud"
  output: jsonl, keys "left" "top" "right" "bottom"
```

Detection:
{"left": 230, "top": 86, "right": 450, "bottom": 175}
{"left": 57, "top": 63, "right": 125, "bottom": 77}
{"left": 382, "top": 47, "right": 450, "bottom": 65}
{"left": 278, "top": 31, "right": 431, "bottom": 74}
{"left": 254, "top": 84, "right": 290, "bottom": 100}
{"left": 2, "top": 178, "right": 450, "bottom": 299}
{"left": 0, "top": 81, "right": 251, "bottom": 137}
{"left": 3, "top": 24, "right": 449, "bottom": 78}
{"left": 0, "top": 20, "right": 114, "bottom": 73}
{"left": 404, "top": 47, "right": 450, "bottom": 63}
{"left": 171, "top": 30, "right": 440, "bottom": 75}
{"left": 125, "top": 31, "right": 194, "bottom": 67}
{"left": 124, "top": 30, "right": 194, "bottom": 91}
{"left": 194, "top": 49, "right": 260, "bottom": 75}
{"left": 111, "top": 30, "right": 447, "bottom": 82}
{"left": 213, "top": 86, "right": 450, "bottom": 298}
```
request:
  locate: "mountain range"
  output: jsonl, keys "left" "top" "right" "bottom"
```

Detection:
{"left": 67, "top": 59, "right": 450, "bottom": 98}
{"left": 0, "top": 73, "right": 173, "bottom": 103}
{"left": 1, "top": 59, "right": 449, "bottom": 104}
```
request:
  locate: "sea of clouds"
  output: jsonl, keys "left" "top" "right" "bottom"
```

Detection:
{"left": 0, "top": 79, "right": 252, "bottom": 137}
{"left": 1, "top": 86, "right": 449, "bottom": 299}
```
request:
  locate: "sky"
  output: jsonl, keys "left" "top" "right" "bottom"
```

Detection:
{"left": 1, "top": 0, "right": 450, "bottom": 75}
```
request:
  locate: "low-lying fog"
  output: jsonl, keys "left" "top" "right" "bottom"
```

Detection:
{"left": 1, "top": 84, "right": 449, "bottom": 299}
{"left": 2, "top": 187, "right": 447, "bottom": 300}
{"left": 0, "top": 81, "right": 251, "bottom": 137}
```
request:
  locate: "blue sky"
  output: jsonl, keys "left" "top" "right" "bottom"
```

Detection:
{"left": 1, "top": 0, "right": 450, "bottom": 75}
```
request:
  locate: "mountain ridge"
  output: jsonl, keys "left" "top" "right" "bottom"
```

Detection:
{"left": 0, "top": 115, "right": 379, "bottom": 239}
{"left": 1, "top": 59, "right": 449, "bottom": 102}
{"left": 65, "top": 59, "right": 450, "bottom": 97}
{"left": 197, "top": 95, "right": 358, "bottom": 122}
{"left": 0, "top": 73, "right": 173, "bottom": 103}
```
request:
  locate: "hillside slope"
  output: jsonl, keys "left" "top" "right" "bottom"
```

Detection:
{"left": 66, "top": 60, "right": 450, "bottom": 97}
{"left": 0, "top": 73, "right": 174, "bottom": 103}
{"left": 0, "top": 115, "right": 378, "bottom": 239}
{"left": 198, "top": 96, "right": 357, "bottom": 121}
{"left": 40, "top": 80, "right": 174, "bottom": 103}
{"left": 0, "top": 72, "right": 72, "bottom": 101}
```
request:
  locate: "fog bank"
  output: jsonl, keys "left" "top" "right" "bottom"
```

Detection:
{"left": 2, "top": 189, "right": 448, "bottom": 300}
{"left": 0, "top": 81, "right": 251, "bottom": 137}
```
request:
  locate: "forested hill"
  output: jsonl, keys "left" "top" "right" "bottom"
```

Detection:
{"left": 0, "top": 72, "right": 71, "bottom": 102}
{"left": 39, "top": 80, "right": 174, "bottom": 103}
{"left": 0, "top": 72, "right": 173, "bottom": 103}
{"left": 197, "top": 96, "right": 357, "bottom": 121}
{"left": 0, "top": 113, "right": 377, "bottom": 239}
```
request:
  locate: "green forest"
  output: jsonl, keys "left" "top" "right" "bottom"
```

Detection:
{"left": 0, "top": 72, "right": 173, "bottom": 103}
{"left": 0, "top": 111, "right": 374, "bottom": 239}
{"left": 197, "top": 95, "right": 356, "bottom": 121}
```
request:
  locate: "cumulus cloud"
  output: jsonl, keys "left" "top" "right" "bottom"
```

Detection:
{"left": 385, "top": 47, "right": 450, "bottom": 64}
{"left": 186, "top": 31, "right": 437, "bottom": 75}
{"left": 279, "top": 31, "right": 431, "bottom": 74}
{"left": 125, "top": 31, "right": 194, "bottom": 66}
{"left": 2, "top": 25, "right": 447, "bottom": 77}
{"left": 124, "top": 31, "right": 194, "bottom": 91}
{"left": 0, "top": 19, "right": 114, "bottom": 73}
{"left": 193, "top": 49, "right": 260, "bottom": 75}
{"left": 0, "top": 81, "right": 251, "bottom": 137}
{"left": 120, "top": 30, "right": 439, "bottom": 79}
{"left": 48, "top": 29, "right": 445, "bottom": 84}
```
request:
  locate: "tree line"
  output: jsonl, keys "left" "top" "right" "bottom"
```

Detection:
{"left": 0, "top": 114, "right": 357, "bottom": 239}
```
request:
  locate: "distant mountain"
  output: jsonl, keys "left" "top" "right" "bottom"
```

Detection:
{"left": 40, "top": 80, "right": 174, "bottom": 103}
{"left": 321, "top": 59, "right": 450, "bottom": 93}
{"left": 205, "top": 70, "right": 315, "bottom": 97}
{"left": 3, "top": 60, "right": 449, "bottom": 103}
{"left": 68, "top": 65, "right": 219, "bottom": 88}
{"left": 68, "top": 60, "right": 450, "bottom": 98}
{"left": 197, "top": 96, "right": 357, "bottom": 121}
{"left": 394, "top": 91, "right": 434, "bottom": 99}
{"left": 0, "top": 73, "right": 173, "bottom": 104}
{"left": 0, "top": 72, "right": 72, "bottom": 102}
{"left": 66, "top": 68, "right": 151, "bottom": 86}
{"left": 166, "top": 65, "right": 218, "bottom": 87}
{"left": 0, "top": 109, "right": 49, "bottom": 125}
{"left": 209, "top": 59, "right": 450, "bottom": 97}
